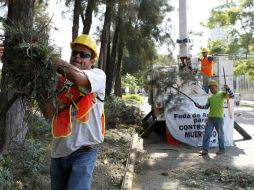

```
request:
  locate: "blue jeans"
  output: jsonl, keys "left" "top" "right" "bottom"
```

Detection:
{"left": 50, "top": 147, "right": 99, "bottom": 190}
{"left": 202, "top": 75, "right": 210, "bottom": 94}
{"left": 203, "top": 118, "right": 225, "bottom": 152}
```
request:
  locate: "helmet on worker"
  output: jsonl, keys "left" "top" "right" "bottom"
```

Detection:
{"left": 70, "top": 34, "right": 98, "bottom": 58}
{"left": 208, "top": 80, "right": 218, "bottom": 87}
{"left": 201, "top": 47, "right": 209, "bottom": 53}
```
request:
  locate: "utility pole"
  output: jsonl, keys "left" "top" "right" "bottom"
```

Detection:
{"left": 177, "top": 0, "right": 191, "bottom": 70}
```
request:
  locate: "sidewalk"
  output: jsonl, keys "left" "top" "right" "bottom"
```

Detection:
{"left": 240, "top": 100, "right": 254, "bottom": 107}
{"left": 129, "top": 133, "right": 254, "bottom": 190}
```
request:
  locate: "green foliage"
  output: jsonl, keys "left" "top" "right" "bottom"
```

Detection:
{"left": 0, "top": 166, "right": 14, "bottom": 189}
{"left": 206, "top": 0, "right": 254, "bottom": 80}
{"left": 234, "top": 59, "right": 254, "bottom": 81}
{"left": 122, "top": 29, "right": 158, "bottom": 75}
{"left": 122, "top": 94, "right": 144, "bottom": 104}
{"left": 154, "top": 54, "right": 174, "bottom": 66}
{"left": 7, "top": 139, "right": 51, "bottom": 190}
{"left": 2, "top": 23, "right": 60, "bottom": 101}
{"left": 15, "top": 140, "right": 48, "bottom": 176}
{"left": 138, "top": 0, "right": 174, "bottom": 41}
{"left": 104, "top": 96, "right": 142, "bottom": 129}
{"left": 234, "top": 59, "right": 248, "bottom": 75}
{"left": 34, "top": 0, "right": 50, "bottom": 26}
{"left": 1, "top": 2, "right": 61, "bottom": 104}
{"left": 207, "top": 10, "right": 230, "bottom": 28}
{"left": 208, "top": 40, "right": 227, "bottom": 55}
{"left": 122, "top": 73, "right": 138, "bottom": 89}
{"left": 0, "top": 139, "right": 50, "bottom": 190}
{"left": 0, "top": 110, "right": 51, "bottom": 190}
{"left": 121, "top": 0, "right": 174, "bottom": 76}
{"left": 207, "top": 0, "right": 254, "bottom": 56}
{"left": 25, "top": 109, "right": 51, "bottom": 142}
{"left": 207, "top": 0, "right": 239, "bottom": 28}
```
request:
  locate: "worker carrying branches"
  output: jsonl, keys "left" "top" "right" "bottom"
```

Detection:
{"left": 39, "top": 34, "right": 106, "bottom": 190}
{"left": 194, "top": 80, "right": 234, "bottom": 156}
{"left": 200, "top": 47, "right": 214, "bottom": 93}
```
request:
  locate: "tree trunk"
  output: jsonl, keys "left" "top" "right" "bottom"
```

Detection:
{"left": 6, "top": 0, "right": 34, "bottom": 27}
{"left": 0, "top": 0, "right": 35, "bottom": 153}
{"left": 72, "top": 0, "right": 80, "bottom": 41}
{"left": 114, "top": 36, "right": 124, "bottom": 97}
{"left": 98, "top": 0, "right": 112, "bottom": 71}
{"left": 105, "top": 40, "right": 111, "bottom": 94}
{"left": 82, "top": 0, "right": 95, "bottom": 35}
{"left": 105, "top": 11, "right": 122, "bottom": 95}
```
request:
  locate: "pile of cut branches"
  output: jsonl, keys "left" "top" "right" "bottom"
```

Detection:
{"left": 2, "top": 23, "right": 60, "bottom": 101}
{"left": 145, "top": 66, "right": 199, "bottom": 111}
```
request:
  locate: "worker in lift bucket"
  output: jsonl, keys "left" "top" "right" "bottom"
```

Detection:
{"left": 194, "top": 80, "right": 234, "bottom": 156}
{"left": 200, "top": 48, "right": 214, "bottom": 93}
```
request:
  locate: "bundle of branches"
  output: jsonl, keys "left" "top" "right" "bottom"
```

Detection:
{"left": 145, "top": 66, "right": 198, "bottom": 110}
{"left": 2, "top": 23, "right": 60, "bottom": 101}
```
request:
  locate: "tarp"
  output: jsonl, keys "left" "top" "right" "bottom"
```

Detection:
{"left": 165, "top": 96, "right": 234, "bottom": 147}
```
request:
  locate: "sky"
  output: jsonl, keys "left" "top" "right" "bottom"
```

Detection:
{"left": 47, "top": 2, "right": 73, "bottom": 61}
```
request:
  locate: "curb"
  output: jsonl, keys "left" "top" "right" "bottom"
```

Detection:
{"left": 121, "top": 133, "right": 139, "bottom": 190}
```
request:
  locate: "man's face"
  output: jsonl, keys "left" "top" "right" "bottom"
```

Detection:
{"left": 70, "top": 44, "right": 95, "bottom": 70}
{"left": 209, "top": 85, "right": 218, "bottom": 94}
{"left": 202, "top": 52, "right": 208, "bottom": 57}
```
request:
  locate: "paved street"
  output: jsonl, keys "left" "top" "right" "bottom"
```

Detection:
{"left": 234, "top": 105, "right": 254, "bottom": 140}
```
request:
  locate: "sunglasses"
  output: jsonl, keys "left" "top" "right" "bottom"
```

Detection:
{"left": 71, "top": 50, "right": 91, "bottom": 59}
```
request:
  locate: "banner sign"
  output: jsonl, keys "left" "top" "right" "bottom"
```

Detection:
{"left": 165, "top": 96, "right": 234, "bottom": 147}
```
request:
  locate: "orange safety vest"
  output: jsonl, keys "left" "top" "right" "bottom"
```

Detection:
{"left": 52, "top": 77, "right": 105, "bottom": 138}
{"left": 201, "top": 57, "right": 213, "bottom": 76}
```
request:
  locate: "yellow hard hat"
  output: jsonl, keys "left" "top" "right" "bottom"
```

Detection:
{"left": 70, "top": 34, "right": 98, "bottom": 58}
{"left": 208, "top": 80, "right": 218, "bottom": 87}
{"left": 201, "top": 47, "right": 209, "bottom": 53}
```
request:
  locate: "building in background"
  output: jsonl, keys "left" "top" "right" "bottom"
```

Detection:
{"left": 209, "top": 25, "right": 226, "bottom": 41}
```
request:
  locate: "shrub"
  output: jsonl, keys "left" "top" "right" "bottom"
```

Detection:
{"left": 7, "top": 139, "right": 50, "bottom": 190}
{"left": 15, "top": 139, "right": 49, "bottom": 176}
{"left": 104, "top": 96, "right": 143, "bottom": 129}
{"left": 122, "top": 94, "right": 144, "bottom": 104}
{"left": 0, "top": 167, "right": 14, "bottom": 189}
{"left": 25, "top": 111, "right": 51, "bottom": 142}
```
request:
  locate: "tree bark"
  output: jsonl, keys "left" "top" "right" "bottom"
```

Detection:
{"left": 114, "top": 35, "right": 124, "bottom": 97}
{"left": 98, "top": 0, "right": 112, "bottom": 71}
{"left": 6, "top": 0, "right": 34, "bottom": 27}
{"left": 82, "top": 0, "right": 95, "bottom": 35}
{"left": 72, "top": 0, "right": 80, "bottom": 41}
{"left": 0, "top": 0, "right": 35, "bottom": 153}
{"left": 105, "top": 40, "right": 111, "bottom": 94}
{"left": 105, "top": 10, "right": 122, "bottom": 95}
